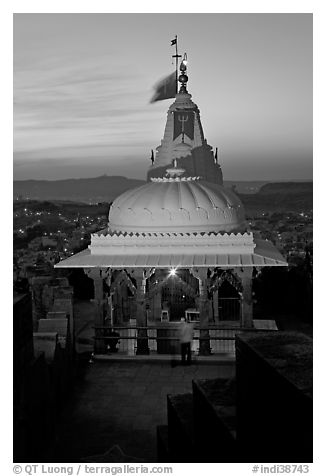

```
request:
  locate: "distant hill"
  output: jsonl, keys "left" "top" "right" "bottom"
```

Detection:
{"left": 13, "top": 176, "right": 312, "bottom": 213}
{"left": 13, "top": 175, "right": 146, "bottom": 202}
{"left": 224, "top": 180, "right": 312, "bottom": 194}
{"left": 239, "top": 182, "right": 313, "bottom": 214}
{"left": 224, "top": 180, "right": 268, "bottom": 194}
{"left": 258, "top": 182, "right": 312, "bottom": 195}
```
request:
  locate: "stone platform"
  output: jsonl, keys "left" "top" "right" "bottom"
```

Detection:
{"left": 50, "top": 360, "right": 235, "bottom": 462}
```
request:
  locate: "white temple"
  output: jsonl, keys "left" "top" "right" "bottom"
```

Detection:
{"left": 55, "top": 56, "right": 287, "bottom": 355}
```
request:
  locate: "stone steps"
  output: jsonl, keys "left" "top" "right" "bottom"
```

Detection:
{"left": 167, "top": 393, "right": 195, "bottom": 462}
{"left": 157, "top": 332, "right": 312, "bottom": 463}
{"left": 156, "top": 425, "right": 169, "bottom": 463}
{"left": 192, "top": 378, "right": 237, "bottom": 462}
{"left": 160, "top": 379, "right": 237, "bottom": 462}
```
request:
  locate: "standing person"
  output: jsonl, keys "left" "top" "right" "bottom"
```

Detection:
{"left": 179, "top": 317, "right": 194, "bottom": 365}
{"left": 107, "top": 328, "right": 120, "bottom": 353}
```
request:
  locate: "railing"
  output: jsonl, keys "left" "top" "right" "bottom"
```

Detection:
{"left": 218, "top": 297, "right": 241, "bottom": 321}
{"left": 93, "top": 325, "right": 258, "bottom": 356}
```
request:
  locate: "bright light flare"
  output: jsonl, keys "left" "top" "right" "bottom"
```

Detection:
{"left": 169, "top": 268, "right": 177, "bottom": 277}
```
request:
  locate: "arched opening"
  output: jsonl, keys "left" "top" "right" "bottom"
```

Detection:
{"left": 210, "top": 270, "right": 243, "bottom": 323}
{"left": 217, "top": 280, "right": 241, "bottom": 321}
{"left": 148, "top": 269, "right": 198, "bottom": 321}
{"left": 161, "top": 280, "right": 196, "bottom": 320}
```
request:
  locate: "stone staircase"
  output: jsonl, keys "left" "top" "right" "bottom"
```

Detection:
{"left": 157, "top": 331, "right": 313, "bottom": 463}
{"left": 157, "top": 377, "right": 236, "bottom": 463}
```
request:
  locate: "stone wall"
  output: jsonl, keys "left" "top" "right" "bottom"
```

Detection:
{"left": 236, "top": 331, "right": 312, "bottom": 462}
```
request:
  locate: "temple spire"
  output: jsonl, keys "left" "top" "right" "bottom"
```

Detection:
{"left": 147, "top": 50, "right": 224, "bottom": 185}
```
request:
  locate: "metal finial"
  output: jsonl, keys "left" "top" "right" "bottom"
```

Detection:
{"left": 166, "top": 159, "right": 185, "bottom": 178}
{"left": 178, "top": 53, "right": 188, "bottom": 94}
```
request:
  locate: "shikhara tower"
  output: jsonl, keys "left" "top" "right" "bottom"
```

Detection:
{"left": 147, "top": 59, "right": 223, "bottom": 184}
{"left": 55, "top": 55, "right": 287, "bottom": 356}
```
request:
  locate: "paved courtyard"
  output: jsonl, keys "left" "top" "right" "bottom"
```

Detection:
{"left": 51, "top": 360, "right": 235, "bottom": 462}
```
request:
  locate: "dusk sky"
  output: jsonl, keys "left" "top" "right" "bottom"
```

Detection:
{"left": 13, "top": 13, "right": 312, "bottom": 181}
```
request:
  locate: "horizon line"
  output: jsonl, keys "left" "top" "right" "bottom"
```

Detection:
{"left": 13, "top": 175, "right": 313, "bottom": 183}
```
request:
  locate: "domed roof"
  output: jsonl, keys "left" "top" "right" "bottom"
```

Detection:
{"left": 109, "top": 175, "right": 246, "bottom": 234}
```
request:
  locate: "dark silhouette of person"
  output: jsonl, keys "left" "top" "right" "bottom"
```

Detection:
{"left": 179, "top": 317, "right": 194, "bottom": 365}
{"left": 107, "top": 329, "right": 120, "bottom": 353}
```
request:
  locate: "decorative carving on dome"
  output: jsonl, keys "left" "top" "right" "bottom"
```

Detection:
{"left": 143, "top": 208, "right": 153, "bottom": 220}
{"left": 214, "top": 207, "right": 224, "bottom": 217}
{"left": 179, "top": 208, "right": 190, "bottom": 221}
{"left": 161, "top": 208, "right": 172, "bottom": 221}
{"left": 197, "top": 207, "right": 209, "bottom": 220}
{"left": 150, "top": 176, "right": 200, "bottom": 183}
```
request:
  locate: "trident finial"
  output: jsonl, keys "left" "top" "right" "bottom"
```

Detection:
{"left": 178, "top": 53, "right": 188, "bottom": 94}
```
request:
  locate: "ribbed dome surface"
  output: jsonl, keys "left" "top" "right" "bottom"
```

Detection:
{"left": 109, "top": 178, "right": 246, "bottom": 233}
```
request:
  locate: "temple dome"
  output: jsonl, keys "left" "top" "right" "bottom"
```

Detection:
{"left": 108, "top": 176, "right": 246, "bottom": 234}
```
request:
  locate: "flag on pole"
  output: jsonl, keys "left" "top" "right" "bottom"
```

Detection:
{"left": 171, "top": 38, "right": 177, "bottom": 46}
{"left": 150, "top": 72, "right": 177, "bottom": 103}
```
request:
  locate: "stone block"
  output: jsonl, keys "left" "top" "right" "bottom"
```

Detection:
{"left": 52, "top": 298, "right": 72, "bottom": 313}
{"left": 253, "top": 319, "right": 278, "bottom": 330}
{"left": 47, "top": 311, "right": 67, "bottom": 319}
{"left": 38, "top": 318, "right": 68, "bottom": 336}
{"left": 13, "top": 293, "right": 34, "bottom": 379}
{"left": 192, "top": 378, "right": 237, "bottom": 462}
{"left": 167, "top": 393, "right": 196, "bottom": 462}
{"left": 52, "top": 298, "right": 74, "bottom": 336}
{"left": 33, "top": 332, "right": 58, "bottom": 362}
{"left": 53, "top": 286, "right": 73, "bottom": 299}
{"left": 14, "top": 353, "right": 55, "bottom": 461}
{"left": 156, "top": 425, "right": 169, "bottom": 463}
{"left": 236, "top": 331, "right": 312, "bottom": 462}
{"left": 38, "top": 318, "right": 68, "bottom": 348}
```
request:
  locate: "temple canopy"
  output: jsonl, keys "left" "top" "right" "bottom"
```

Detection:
{"left": 54, "top": 237, "right": 287, "bottom": 269}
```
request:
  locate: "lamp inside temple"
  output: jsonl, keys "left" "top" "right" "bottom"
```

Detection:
{"left": 169, "top": 268, "right": 177, "bottom": 277}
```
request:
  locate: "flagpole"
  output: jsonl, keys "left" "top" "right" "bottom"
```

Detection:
{"left": 172, "top": 35, "right": 181, "bottom": 94}
{"left": 175, "top": 35, "right": 178, "bottom": 93}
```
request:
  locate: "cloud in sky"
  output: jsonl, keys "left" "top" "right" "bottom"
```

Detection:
{"left": 13, "top": 13, "right": 312, "bottom": 181}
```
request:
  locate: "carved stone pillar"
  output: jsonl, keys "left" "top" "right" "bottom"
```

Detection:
{"left": 84, "top": 268, "right": 111, "bottom": 353}
{"left": 133, "top": 269, "right": 150, "bottom": 355}
{"left": 153, "top": 291, "right": 162, "bottom": 321}
{"left": 192, "top": 268, "right": 211, "bottom": 355}
{"left": 234, "top": 267, "right": 253, "bottom": 328}
{"left": 107, "top": 293, "right": 113, "bottom": 327}
{"left": 213, "top": 289, "right": 219, "bottom": 322}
